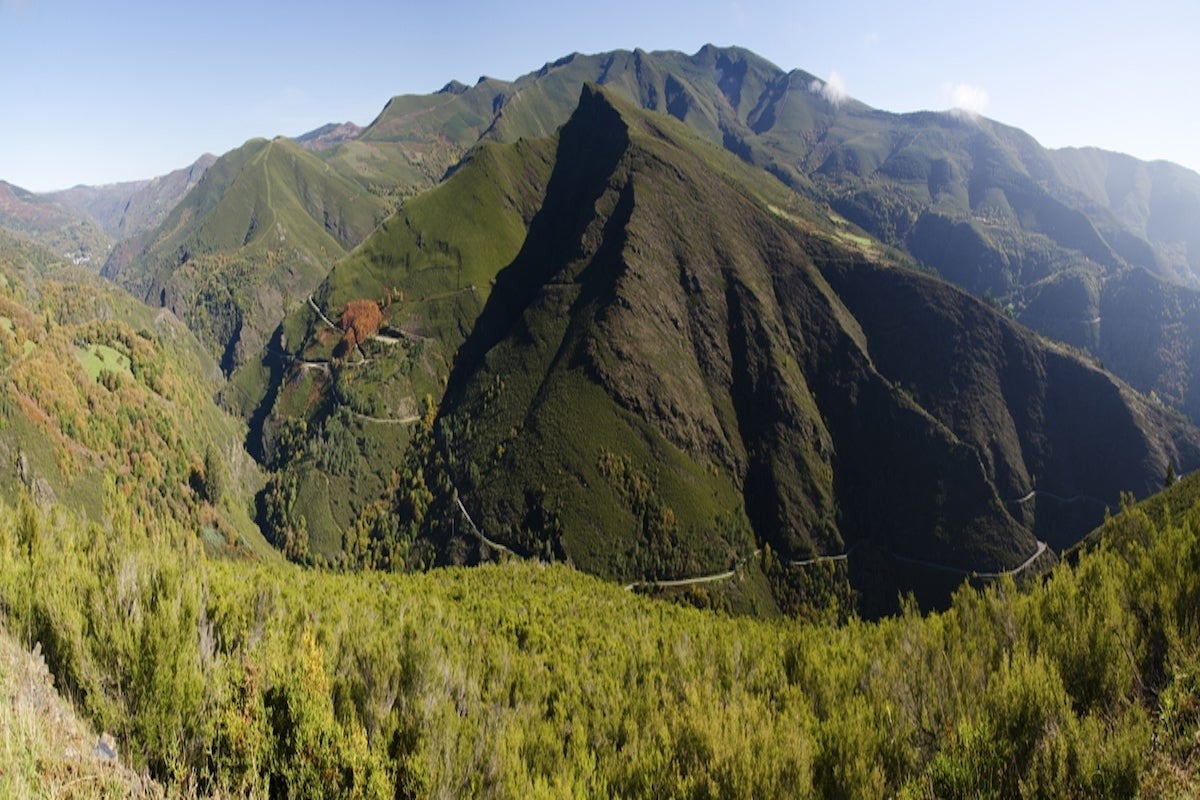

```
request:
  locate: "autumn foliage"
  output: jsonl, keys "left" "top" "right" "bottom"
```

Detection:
{"left": 339, "top": 299, "right": 382, "bottom": 352}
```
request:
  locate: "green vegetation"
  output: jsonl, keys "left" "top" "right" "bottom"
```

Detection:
{"left": 4, "top": 470, "right": 1200, "bottom": 796}
{"left": 310, "top": 44, "right": 1200, "bottom": 435}
{"left": 8, "top": 43, "right": 1200, "bottom": 796}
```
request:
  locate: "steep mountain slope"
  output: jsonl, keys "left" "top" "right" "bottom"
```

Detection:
{"left": 0, "top": 181, "right": 111, "bottom": 265}
{"left": 1048, "top": 147, "right": 1200, "bottom": 286}
{"left": 101, "top": 137, "right": 391, "bottom": 410}
{"left": 263, "top": 86, "right": 1200, "bottom": 612}
{"left": 0, "top": 229, "right": 270, "bottom": 556}
{"left": 48, "top": 154, "right": 216, "bottom": 240}
{"left": 439, "top": 88, "right": 1200, "bottom": 588}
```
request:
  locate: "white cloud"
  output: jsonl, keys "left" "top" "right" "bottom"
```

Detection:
{"left": 729, "top": 1, "right": 747, "bottom": 27}
{"left": 943, "top": 82, "right": 989, "bottom": 117}
{"left": 810, "top": 70, "right": 848, "bottom": 106}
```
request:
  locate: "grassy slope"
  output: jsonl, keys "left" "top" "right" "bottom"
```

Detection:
{"left": 255, "top": 87, "right": 1200, "bottom": 619}
{"left": 104, "top": 137, "right": 391, "bottom": 407}
{"left": 259, "top": 136, "right": 558, "bottom": 561}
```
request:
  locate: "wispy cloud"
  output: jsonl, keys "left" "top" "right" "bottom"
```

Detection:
{"left": 943, "top": 82, "right": 989, "bottom": 117}
{"left": 810, "top": 70, "right": 848, "bottom": 106}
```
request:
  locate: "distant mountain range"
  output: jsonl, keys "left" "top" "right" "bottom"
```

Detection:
{"left": 48, "top": 155, "right": 216, "bottom": 241}
{"left": 4, "top": 44, "right": 1200, "bottom": 613}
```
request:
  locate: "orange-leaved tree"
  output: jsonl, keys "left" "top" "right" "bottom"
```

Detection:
{"left": 339, "top": 299, "right": 383, "bottom": 352}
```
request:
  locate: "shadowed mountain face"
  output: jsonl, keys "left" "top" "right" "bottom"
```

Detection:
{"left": 440, "top": 88, "right": 1200, "bottom": 577}
{"left": 29, "top": 44, "right": 1197, "bottom": 612}
{"left": 266, "top": 85, "right": 1200, "bottom": 612}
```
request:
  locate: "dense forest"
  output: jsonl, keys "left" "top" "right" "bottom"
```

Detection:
{"left": 1, "top": 473, "right": 1198, "bottom": 797}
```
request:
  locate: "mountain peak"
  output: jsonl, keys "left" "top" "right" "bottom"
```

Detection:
{"left": 438, "top": 79, "right": 469, "bottom": 95}
{"left": 562, "top": 84, "right": 634, "bottom": 152}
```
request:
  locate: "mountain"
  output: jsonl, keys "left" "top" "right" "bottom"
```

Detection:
{"left": 48, "top": 154, "right": 216, "bottom": 241}
{"left": 0, "top": 180, "right": 112, "bottom": 265}
{"left": 326, "top": 45, "right": 1200, "bottom": 428}
{"left": 293, "top": 121, "right": 363, "bottom": 152}
{"left": 33, "top": 42, "right": 1196, "bottom": 609}
{"left": 260, "top": 85, "right": 1200, "bottom": 613}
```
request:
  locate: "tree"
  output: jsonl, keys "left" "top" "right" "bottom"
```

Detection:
{"left": 202, "top": 444, "right": 228, "bottom": 505}
{"left": 1164, "top": 462, "right": 1178, "bottom": 488}
{"left": 339, "top": 300, "right": 383, "bottom": 353}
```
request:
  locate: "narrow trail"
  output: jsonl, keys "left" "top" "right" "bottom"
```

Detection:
{"left": 623, "top": 549, "right": 761, "bottom": 592}
{"left": 349, "top": 410, "right": 420, "bottom": 426}
{"left": 1011, "top": 488, "right": 1108, "bottom": 507}
{"left": 623, "top": 570, "right": 736, "bottom": 591}
{"left": 444, "top": 466, "right": 1056, "bottom": 590}
{"left": 453, "top": 494, "right": 518, "bottom": 557}
{"left": 308, "top": 295, "right": 339, "bottom": 332}
{"left": 789, "top": 544, "right": 856, "bottom": 568}
{"left": 785, "top": 537, "right": 1053, "bottom": 582}
{"left": 886, "top": 540, "right": 1050, "bottom": 580}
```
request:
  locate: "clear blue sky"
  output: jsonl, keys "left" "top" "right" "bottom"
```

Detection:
{"left": 2, "top": 0, "right": 1197, "bottom": 191}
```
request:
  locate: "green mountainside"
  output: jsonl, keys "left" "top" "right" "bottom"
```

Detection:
{"left": 101, "top": 137, "right": 391, "bottom": 413}
{"left": 90, "top": 45, "right": 1200, "bottom": 430}
{"left": 255, "top": 134, "right": 558, "bottom": 565}
{"left": 6, "top": 43, "right": 1200, "bottom": 795}
{"left": 0, "top": 229, "right": 270, "bottom": 557}
{"left": 261, "top": 86, "right": 1200, "bottom": 615}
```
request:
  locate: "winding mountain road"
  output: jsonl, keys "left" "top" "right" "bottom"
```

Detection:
{"left": 789, "top": 544, "right": 856, "bottom": 568}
